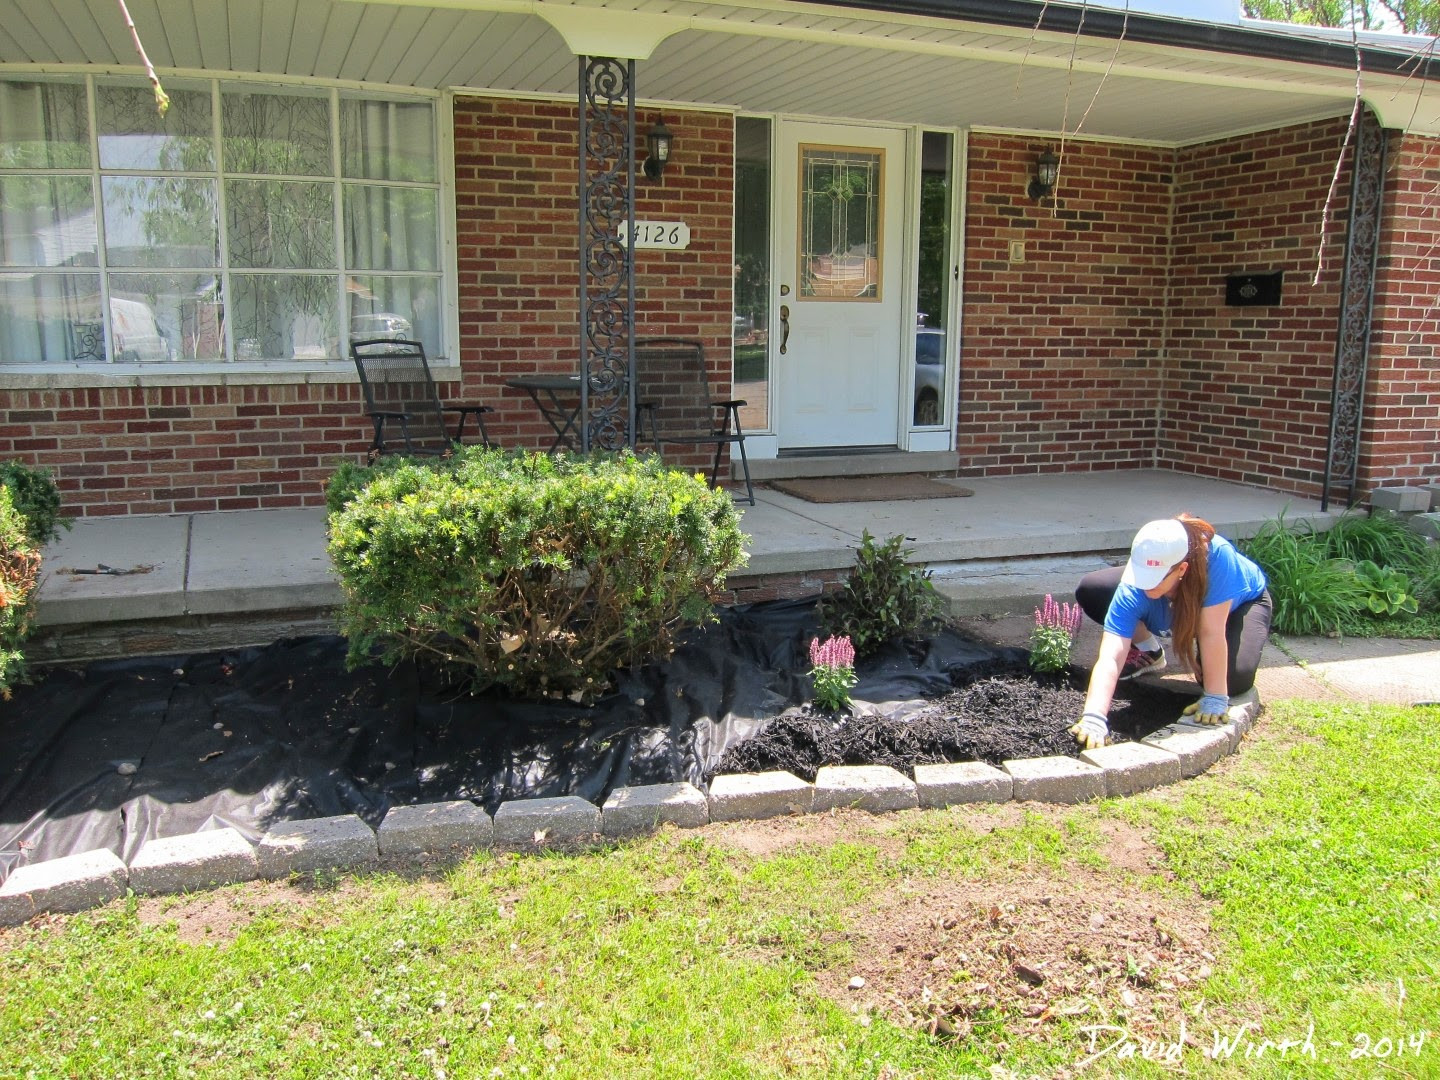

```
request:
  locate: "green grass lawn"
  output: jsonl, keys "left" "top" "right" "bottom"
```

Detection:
{"left": 2, "top": 699, "right": 1437, "bottom": 1079}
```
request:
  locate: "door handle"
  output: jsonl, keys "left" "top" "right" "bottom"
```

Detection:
{"left": 779, "top": 304, "right": 790, "bottom": 355}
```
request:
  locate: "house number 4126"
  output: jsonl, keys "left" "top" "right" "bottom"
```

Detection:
{"left": 620, "top": 221, "right": 690, "bottom": 249}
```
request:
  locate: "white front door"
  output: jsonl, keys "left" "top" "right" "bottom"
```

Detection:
{"left": 775, "top": 121, "right": 908, "bottom": 450}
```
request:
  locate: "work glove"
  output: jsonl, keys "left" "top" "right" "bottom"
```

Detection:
{"left": 1181, "top": 693, "right": 1230, "bottom": 726}
{"left": 1069, "top": 711, "right": 1109, "bottom": 750}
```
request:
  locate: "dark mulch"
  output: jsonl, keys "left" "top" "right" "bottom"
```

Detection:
{"left": 714, "top": 657, "right": 1186, "bottom": 782}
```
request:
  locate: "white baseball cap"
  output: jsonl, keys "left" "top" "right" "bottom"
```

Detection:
{"left": 1121, "top": 519, "right": 1190, "bottom": 590}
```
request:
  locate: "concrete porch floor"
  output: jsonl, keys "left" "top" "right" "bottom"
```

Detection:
{"left": 28, "top": 468, "right": 1340, "bottom": 663}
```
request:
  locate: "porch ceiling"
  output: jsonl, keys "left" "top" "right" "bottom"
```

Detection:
{"left": 2, "top": 0, "right": 1437, "bottom": 142}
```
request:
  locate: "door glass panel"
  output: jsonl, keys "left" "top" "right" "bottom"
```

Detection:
{"left": 914, "top": 131, "right": 952, "bottom": 427}
{"left": 734, "top": 116, "right": 771, "bottom": 432}
{"left": 798, "top": 144, "right": 882, "bottom": 301}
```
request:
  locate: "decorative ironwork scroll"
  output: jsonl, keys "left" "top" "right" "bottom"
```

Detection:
{"left": 578, "top": 57, "right": 636, "bottom": 452}
{"left": 1323, "top": 107, "right": 1386, "bottom": 510}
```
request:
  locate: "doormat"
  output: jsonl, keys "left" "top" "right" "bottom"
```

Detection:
{"left": 766, "top": 474, "right": 974, "bottom": 503}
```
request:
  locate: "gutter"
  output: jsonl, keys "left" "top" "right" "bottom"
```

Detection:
{"left": 817, "top": 0, "right": 1440, "bottom": 78}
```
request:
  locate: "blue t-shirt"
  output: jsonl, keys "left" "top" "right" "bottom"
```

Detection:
{"left": 1104, "top": 534, "right": 1267, "bottom": 639}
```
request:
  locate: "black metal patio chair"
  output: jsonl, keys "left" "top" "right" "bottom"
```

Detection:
{"left": 634, "top": 337, "right": 754, "bottom": 505}
{"left": 351, "top": 338, "right": 495, "bottom": 457}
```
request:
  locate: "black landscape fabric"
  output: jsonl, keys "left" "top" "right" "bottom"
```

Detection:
{"left": 0, "top": 599, "right": 1187, "bottom": 884}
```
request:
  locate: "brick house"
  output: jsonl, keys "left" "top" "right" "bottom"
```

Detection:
{"left": 0, "top": 0, "right": 1436, "bottom": 517}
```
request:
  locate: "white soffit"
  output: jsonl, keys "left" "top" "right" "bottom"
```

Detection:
{"left": 0, "top": 0, "right": 1435, "bottom": 140}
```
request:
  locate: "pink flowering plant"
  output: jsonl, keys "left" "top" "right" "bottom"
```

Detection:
{"left": 1028, "top": 593, "right": 1082, "bottom": 674}
{"left": 809, "top": 634, "right": 858, "bottom": 712}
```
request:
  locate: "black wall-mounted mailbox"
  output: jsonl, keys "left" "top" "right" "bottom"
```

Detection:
{"left": 1226, "top": 271, "right": 1283, "bottom": 306}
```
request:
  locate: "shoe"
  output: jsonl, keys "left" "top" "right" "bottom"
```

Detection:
{"left": 1119, "top": 646, "right": 1166, "bottom": 680}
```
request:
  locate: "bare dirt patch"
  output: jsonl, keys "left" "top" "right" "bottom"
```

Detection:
{"left": 821, "top": 862, "right": 1216, "bottom": 1050}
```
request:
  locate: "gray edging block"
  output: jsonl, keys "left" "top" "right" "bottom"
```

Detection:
{"left": 129, "top": 828, "right": 260, "bottom": 895}
{"left": 378, "top": 800, "right": 493, "bottom": 857}
{"left": 1370, "top": 486, "right": 1430, "bottom": 513}
{"left": 1143, "top": 724, "right": 1235, "bottom": 777}
{"left": 602, "top": 782, "right": 709, "bottom": 837}
{"left": 813, "top": 765, "right": 918, "bottom": 813}
{"left": 0, "top": 848, "right": 127, "bottom": 924}
{"left": 258, "top": 814, "right": 379, "bottom": 878}
{"left": 1080, "top": 741, "right": 1183, "bottom": 797}
{"left": 1003, "top": 756, "right": 1106, "bottom": 804}
{"left": 708, "top": 771, "right": 813, "bottom": 821}
{"left": 1409, "top": 512, "right": 1440, "bottom": 540}
{"left": 493, "top": 795, "right": 601, "bottom": 849}
{"left": 914, "top": 760, "right": 1014, "bottom": 807}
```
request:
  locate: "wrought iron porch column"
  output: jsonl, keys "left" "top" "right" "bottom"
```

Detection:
{"left": 578, "top": 57, "right": 637, "bottom": 452}
{"left": 1322, "top": 106, "right": 1386, "bottom": 511}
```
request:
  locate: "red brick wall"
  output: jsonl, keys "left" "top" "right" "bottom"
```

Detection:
{"left": 959, "top": 136, "right": 1173, "bottom": 476}
{"left": 453, "top": 98, "right": 734, "bottom": 459}
{"left": 1160, "top": 117, "right": 1351, "bottom": 498}
{"left": 0, "top": 383, "right": 370, "bottom": 516}
{"left": 1361, "top": 130, "right": 1440, "bottom": 491}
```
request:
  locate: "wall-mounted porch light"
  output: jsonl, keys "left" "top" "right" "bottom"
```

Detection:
{"left": 643, "top": 117, "right": 674, "bottom": 180}
{"left": 1027, "top": 148, "right": 1060, "bottom": 200}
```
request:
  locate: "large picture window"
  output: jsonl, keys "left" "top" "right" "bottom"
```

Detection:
{"left": 0, "top": 77, "right": 442, "bottom": 366}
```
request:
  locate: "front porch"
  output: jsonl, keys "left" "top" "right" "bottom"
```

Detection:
{"left": 29, "top": 468, "right": 1338, "bottom": 663}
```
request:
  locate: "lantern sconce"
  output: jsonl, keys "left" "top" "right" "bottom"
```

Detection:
{"left": 1028, "top": 148, "right": 1060, "bottom": 200}
{"left": 643, "top": 117, "right": 674, "bottom": 181}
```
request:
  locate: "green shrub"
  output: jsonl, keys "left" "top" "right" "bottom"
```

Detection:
{"left": 327, "top": 448, "right": 747, "bottom": 701}
{"left": 0, "top": 487, "right": 43, "bottom": 697}
{"left": 0, "top": 460, "right": 69, "bottom": 546}
{"left": 1241, "top": 514, "right": 1368, "bottom": 636}
{"left": 819, "top": 530, "right": 944, "bottom": 658}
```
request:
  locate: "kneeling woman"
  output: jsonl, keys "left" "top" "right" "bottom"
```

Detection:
{"left": 1069, "top": 514, "right": 1272, "bottom": 750}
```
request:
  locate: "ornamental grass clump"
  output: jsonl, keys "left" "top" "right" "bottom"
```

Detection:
{"left": 808, "top": 634, "right": 857, "bottom": 713}
{"left": 1028, "top": 593, "right": 1082, "bottom": 675}
{"left": 326, "top": 448, "right": 747, "bottom": 702}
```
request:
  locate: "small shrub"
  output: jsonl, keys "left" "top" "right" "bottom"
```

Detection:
{"left": 808, "top": 634, "right": 857, "bottom": 713}
{"left": 1028, "top": 593, "right": 1082, "bottom": 674}
{"left": 0, "top": 487, "right": 43, "bottom": 697}
{"left": 327, "top": 448, "right": 747, "bottom": 701}
{"left": 819, "top": 530, "right": 944, "bottom": 658}
{"left": 0, "top": 460, "right": 69, "bottom": 546}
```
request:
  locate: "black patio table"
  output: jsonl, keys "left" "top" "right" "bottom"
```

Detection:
{"left": 504, "top": 373, "right": 584, "bottom": 452}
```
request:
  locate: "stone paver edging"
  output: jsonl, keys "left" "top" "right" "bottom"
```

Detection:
{"left": 0, "top": 691, "right": 1261, "bottom": 927}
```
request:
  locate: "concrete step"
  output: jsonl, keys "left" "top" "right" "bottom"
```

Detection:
{"left": 929, "top": 553, "right": 1119, "bottom": 618}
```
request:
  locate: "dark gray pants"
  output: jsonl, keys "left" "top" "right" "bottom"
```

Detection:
{"left": 1075, "top": 566, "right": 1272, "bottom": 696}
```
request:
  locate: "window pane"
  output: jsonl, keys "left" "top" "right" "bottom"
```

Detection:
{"left": 0, "top": 81, "right": 91, "bottom": 169}
{"left": 227, "top": 180, "right": 335, "bottom": 269}
{"left": 232, "top": 273, "right": 337, "bottom": 360}
{"left": 97, "top": 83, "right": 214, "bottom": 172}
{"left": 347, "top": 275, "right": 439, "bottom": 352}
{"left": 1, "top": 175, "right": 97, "bottom": 268}
{"left": 733, "top": 116, "right": 770, "bottom": 433}
{"left": 0, "top": 271, "right": 103, "bottom": 361}
{"left": 222, "top": 89, "right": 332, "bottom": 176}
{"left": 799, "top": 145, "right": 882, "bottom": 301}
{"left": 108, "top": 272, "right": 222, "bottom": 361}
{"left": 340, "top": 99, "right": 435, "bottom": 182}
{"left": 914, "top": 131, "right": 952, "bottom": 427}
{"left": 102, "top": 176, "right": 218, "bottom": 267}
{"left": 344, "top": 185, "right": 437, "bottom": 271}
